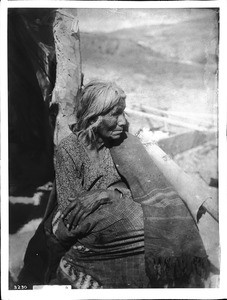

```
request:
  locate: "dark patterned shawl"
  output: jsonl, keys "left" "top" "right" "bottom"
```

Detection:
{"left": 110, "top": 132, "right": 210, "bottom": 287}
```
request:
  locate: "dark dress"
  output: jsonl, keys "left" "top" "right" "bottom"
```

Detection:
{"left": 53, "top": 133, "right": 149, "bottom": 288}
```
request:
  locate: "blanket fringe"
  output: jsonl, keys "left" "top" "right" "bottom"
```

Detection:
{"left": 146, "top": 255, "right": 211, "bottom": 288}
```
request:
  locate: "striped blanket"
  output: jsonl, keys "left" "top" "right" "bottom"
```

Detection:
{"left": 110, "top": 133, "right": 210, "bottom": 287}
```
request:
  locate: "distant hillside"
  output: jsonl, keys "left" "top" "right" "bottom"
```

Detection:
{"left": 109, "top": 16, "right": 218, "bottom": 65}
{"left": 80, "top": 16, "right": 218, "bottom": 116}
{"left": 81, "top": 16, "right": 218, "bottom": 68}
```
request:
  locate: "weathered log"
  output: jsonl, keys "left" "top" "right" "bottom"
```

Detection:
{"left": 138, "top": 131, "right": 218, "bottom": 223}
{"left": 51, "top": 9, "right": 82, "bottom": 145}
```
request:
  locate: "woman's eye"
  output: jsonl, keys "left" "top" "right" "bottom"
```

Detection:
{"left": 110, "top": 111, "right": 119, "bottom": 117}
{"left": 113, "top": 110, "right": 124, "bottom": 117}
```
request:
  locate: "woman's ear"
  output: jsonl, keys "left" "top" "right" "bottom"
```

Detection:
{"left": 90, "top": 115, "right": 102, "bottom": 126}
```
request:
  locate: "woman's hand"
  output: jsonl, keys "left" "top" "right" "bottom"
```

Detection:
{"left": 55, "top": 197, "right": 107, "bottom": 246}
{"left": 61, "top": 190, "right": 121, "bottom": 236}
{"left": 55, "top": 189, "right": 122, "bottom": 245}
{"left": 62, "top": 191, "right": 111, "bottom": 231}
{"left": 55, "top": 217, "right": 84, "bottom": 246}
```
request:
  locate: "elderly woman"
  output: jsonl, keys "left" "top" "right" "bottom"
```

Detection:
{"left": 19, "top": 80, "right": 210, "bottom": 289}
{"left": 50, "top": 80, "right": 148, "bottom": 288}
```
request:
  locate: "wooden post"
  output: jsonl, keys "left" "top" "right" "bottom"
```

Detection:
{"left": 51, "top": 8, "right": 82, "bottom": 145}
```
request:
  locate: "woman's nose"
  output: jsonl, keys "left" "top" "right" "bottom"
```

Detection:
{"left": 118, "top": 113, "right": 127, "bottom": 126}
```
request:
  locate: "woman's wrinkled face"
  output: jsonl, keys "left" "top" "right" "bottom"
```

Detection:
{"left": 97, "top": 99, "right": 127, "bottom": 141}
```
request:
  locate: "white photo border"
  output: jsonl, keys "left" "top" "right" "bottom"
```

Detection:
{"left": 1, "top": 1, "right": 227, "bottom": 299}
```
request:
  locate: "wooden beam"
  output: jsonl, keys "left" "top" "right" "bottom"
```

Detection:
{"left": 158, "top": 130, "right": 217, "bottom": 157}
{"left": 125, "top": 108, "right": 216, "bottom": 132}
{"left": 139, "top": 105, "right": 217, "bottom": 120}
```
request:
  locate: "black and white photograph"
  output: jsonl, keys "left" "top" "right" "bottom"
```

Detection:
{"left": 1, "top": 1, "right": 227, "bottom": 299}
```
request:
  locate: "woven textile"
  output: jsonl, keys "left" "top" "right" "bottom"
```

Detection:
{"left": 110, "top": 133, "right": 210, "bottom": 287}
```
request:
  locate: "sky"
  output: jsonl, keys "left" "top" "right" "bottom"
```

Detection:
{"left": 77, "top": 8, "right": 217, "bottom": 33}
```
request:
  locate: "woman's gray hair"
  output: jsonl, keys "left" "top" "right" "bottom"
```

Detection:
{"left": 74, "top": 80, "right": 126, "bottom": 146}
